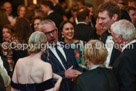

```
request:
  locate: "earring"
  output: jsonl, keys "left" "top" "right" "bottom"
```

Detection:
{"left": 62, "top": 35, "right": 64, "bottom": 38}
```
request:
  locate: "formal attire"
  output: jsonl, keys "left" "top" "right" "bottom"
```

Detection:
{"left": 11, "top": 78, "right": 54, "bottom": 91}
{"left": 120, "top": 9, "right": 131, "bottom": 22}
{"left": 71, "top": 41, "right": 87, "bottom": 70}
{"left": 74, "top": 22, "right": 96, "bottom": 42}
{"left": 73, "top": 65, "right": 119, "bottom": 91}
{"left": 113, "top": 40, "right": 136, "bottom": 91}
{"left": 0, "top": 74, "right": 6, "bottom": 91}
{"left": 47, "top": 11, "right": 63, "bottom": 28}
{"left": 101, "top": 31, "right": 120, "bottom": 67}
{"left": 53, "top": 4, "right": 63, "bottom": 16}
{"left": 0, "top": 25, "right": 3, "bottom": 43}
{"left": 41, "top": 42, "right": 81, "bottom": 91}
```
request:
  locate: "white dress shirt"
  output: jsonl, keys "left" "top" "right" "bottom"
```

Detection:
{"left": 122, "top": 40, "right": 136, "bottom": 52}
{"left": 48, "top": 42, "right": 67, "bottom": 70}
{"left": 104, "top": 35, "right": 114, "bottom": 67}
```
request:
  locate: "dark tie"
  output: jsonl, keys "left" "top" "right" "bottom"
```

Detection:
{"left": 106, "top": 31, "right": 111, "bottom": 36}
{"left": 55, "top": 46, "right": 68, "bottom": 69}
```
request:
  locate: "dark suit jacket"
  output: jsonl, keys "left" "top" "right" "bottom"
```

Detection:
{"left": 74, "top": 23, "right": 96, "bottom": 42}
{"left": 41, "top": 43, "right": 80, "bottom": 91}
{"left": 47, "top": 11, "right": 63, "bottom": 28}
{"left": 120, "top": 9, "right": 131, "bottom": 22}
{"left": 0, "top": 25, "right": 3, "bottom": 43}
{"left": 113, "top": 42, "right": 136, "bottom": 91}
{"left": 101, "top": 31, "right": 121, "bottom": 66}
{"left": 73, "top": 67, "right": 119, "bottom": 91}
{"left": 0, "top": 74, "right": 6, "bottom": 91}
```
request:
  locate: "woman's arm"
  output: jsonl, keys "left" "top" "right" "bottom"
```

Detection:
{"left": 53, "top": 73, "right": 62, "bottom": 91}
{"left": 43, "top": 63, "right": 62, "bottom": 91}
{"left": 11, "top": 60, "right": 19, "bottom": 91}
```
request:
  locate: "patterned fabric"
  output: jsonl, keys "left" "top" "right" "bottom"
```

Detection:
{"left": 2, "top": 38, "right": 13, "bottom": 61}
{"left": 71, "top": 41, "right": 87, "bottom": 70}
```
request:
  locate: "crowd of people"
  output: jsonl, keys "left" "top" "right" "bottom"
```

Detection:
{"left": 0, "top": 0, "right": 136, "bottom": 91}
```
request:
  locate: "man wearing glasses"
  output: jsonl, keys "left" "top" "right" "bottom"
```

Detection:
{"left": 41, "top": 19, "right": 81, "bottom": 91}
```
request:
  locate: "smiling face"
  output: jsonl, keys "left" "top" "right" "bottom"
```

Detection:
{"left": 98, "top": 10, "right": 115, "bottom": 31}
{"left": 18, "top": 6, "right": 26, "bottom": 17}
{"left": 128, "top": 10, "right": 136, "bottom": 24}
{"left": 34, "top": 19, "right": 41, "bottom": 31}
{"left": 2, "top": 28, "right": 12, "bottom": 41}
{"left": 3, "top": 2, "right": 12, "bottom": 15}
{"left": 61, "top": 23, "right": 74, "bottom": 41}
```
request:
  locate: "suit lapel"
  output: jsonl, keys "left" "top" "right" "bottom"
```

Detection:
{"left": 63, "top": 48, "right": 73, "bottom": 69}
{"left": 101, "top": 31, "right": 108, "bottom": 44}
{"left": 49, "top": 49, "right": 65, "bottom": 70}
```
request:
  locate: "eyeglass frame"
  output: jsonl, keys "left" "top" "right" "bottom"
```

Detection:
{"left": 44, "top": 29, "right": 57, "bottom": 36}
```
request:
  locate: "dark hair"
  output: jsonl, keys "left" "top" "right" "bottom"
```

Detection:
{"left": 0, "top": 45, "right": 4, "bottom": 57}
{"left": 32, "top": 16, "right": 43, "bottom": 26}
{"left": 58, "top": 21, "right": 74, "bottom": 41}
{"left": 98, "top": 1, "right": 121, "bottom": 20}
{"left": 126, "top": 6, "right": 136, "bottom": 12}
{"left": 34, "top": 9, "right": 45, "bottom": 19}
{"left": 2, "top": 24, "right": 14, "bottom": 35}
{"left": 17, "top": 4, "right": 26, "bottom": 16}
{"left": 24, "top": 9, "right": 34, "bottom": 24}
{"left": 86, "top": 3, "right": 93, "bottom": 8}
{"left": 14, "top": 17, "right": 32, "bottom": 43}
{"left": 41, "top": 1, "right": 54, "bottom": 10}
{"left": 128, "top": 0, "right": 136, "bottom": 3}
{"left": 0, "top": 9, "right": 9, "bottom": 26}
{"left": 33, "top": 16, "right": 43, "bottom": 21}
{"left": 76, "top": 7, "right": 90, "bottom": 22}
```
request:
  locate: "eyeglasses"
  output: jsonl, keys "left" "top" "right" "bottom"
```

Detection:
{"left": 44, "top": 29, "right": 57, "bottom": 36}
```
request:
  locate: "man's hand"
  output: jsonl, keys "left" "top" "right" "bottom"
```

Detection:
{"left": 65, "top": 66, "right": 81, "bottom": 79}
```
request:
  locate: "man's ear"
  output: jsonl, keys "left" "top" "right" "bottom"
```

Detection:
{"left": 112, "top": 14, "right": 118, "bottom": 21}
{"left": 118, "top": 34, "right": 123, "bottom": 43}
{"left": 85, "top": 16, "right": 90, "bottom": 24}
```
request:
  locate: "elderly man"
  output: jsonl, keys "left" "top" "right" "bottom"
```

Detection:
{"left": 111, "top": 19, "right": 136, "bottom": 91}
{"left": 41, "top": 19, "right": 81, "bottom": 91}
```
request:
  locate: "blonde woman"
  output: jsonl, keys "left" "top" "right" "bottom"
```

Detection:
{"left": 11, "top": 31, "right": 62, "bottom": 91}
{"left": 74, "top": 40, "right": 119, "bottom": 91}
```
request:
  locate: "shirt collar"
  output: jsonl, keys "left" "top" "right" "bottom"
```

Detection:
{"left": 48, "top": 41, "right": 61, "bottom": 48}
{"left": 89, "top": 64, "right": 105, "bottom": 70}
{"left": 77, "top": 22, "right": 87, "bottom": 25}
{"left": 122, "top": 40, "right": 136, "bottom": 52}
{"left": 48, "top": 10, "right": 54, "bottom": 16}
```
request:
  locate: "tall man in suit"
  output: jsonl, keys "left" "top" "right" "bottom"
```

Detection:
{"left": 111, "top": 19, "right": 136, "bottom": 91}
{"left": 97, "top": 1, "right": 121, "bottom": 67}
{"left": 74, "top": 7, "right": 96, "bottom": 42}
{"left": 40, "top": 0, "right": 63, "bottom": 28}
{"left": 41, "top": 19, "right": 81, "bottom": 91}
{"left": 0, "top": 74, "right": 6, "bottom": 91}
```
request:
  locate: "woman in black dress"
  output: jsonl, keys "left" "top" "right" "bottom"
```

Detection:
{"left": 11, "top": 31, "right": 62, "bottom": 91}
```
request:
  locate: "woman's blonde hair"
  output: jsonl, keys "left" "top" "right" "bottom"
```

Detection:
{"left": 28, "top": 31, "right": 47, "bottom": 53}
{"left": 84, "top": 40, "right": 108, "bottom": 64}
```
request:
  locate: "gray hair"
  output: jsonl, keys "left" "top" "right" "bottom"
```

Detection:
{"left": 111, "top": 19, "right": 136, "bottom": 40}
{"left": 42, "top": 19, "right": 56, "bottom": 26}
{"left": 38, "top": 19, "right": 56, "bottom": 31}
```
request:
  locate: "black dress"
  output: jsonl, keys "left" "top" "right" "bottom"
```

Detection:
{"left": 11, "top": 78, "right": 55, "bottom": 91}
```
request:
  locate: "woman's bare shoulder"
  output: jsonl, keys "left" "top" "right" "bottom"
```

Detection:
{"left": 40, "top": 60, "right": 52, "bottom": 67}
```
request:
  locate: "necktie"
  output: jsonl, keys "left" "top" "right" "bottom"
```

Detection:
{"left": 55, "top": 46, "right": 68, "bottom": 69}
{"left": 106, "top": 31, "right": 111, "bottom": 36}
